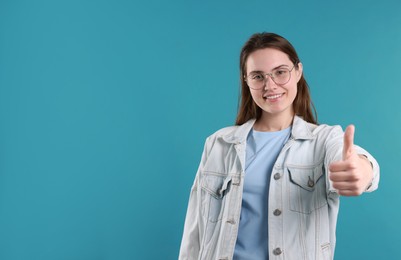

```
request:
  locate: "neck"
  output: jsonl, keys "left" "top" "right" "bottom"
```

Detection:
{"left": 254, "top": 111, "right": 294, "bottom": 132}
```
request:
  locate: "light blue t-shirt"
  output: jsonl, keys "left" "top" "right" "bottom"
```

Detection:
{"left": 233, "top": 126, "right": 291, "bottom": 260}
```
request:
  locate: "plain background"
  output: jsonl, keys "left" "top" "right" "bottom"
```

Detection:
{"left": 0, "top": 0, "right": 400, "bottom": 259}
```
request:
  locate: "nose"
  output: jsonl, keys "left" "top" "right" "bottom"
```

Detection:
{"left": 264, "top": 75, "right": 277, "bottom": 90}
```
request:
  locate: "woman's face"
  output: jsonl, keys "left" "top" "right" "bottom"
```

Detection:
{"left": 246, "top": 48, "right": 303, "bottom": 120}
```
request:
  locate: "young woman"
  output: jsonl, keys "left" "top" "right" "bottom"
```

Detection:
{"left": 179, "top": 32, "right": 380, "bottom": 260}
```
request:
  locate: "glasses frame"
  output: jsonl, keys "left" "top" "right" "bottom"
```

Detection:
{"left": 245, "top": 65, "right": 296, "bottom": 90}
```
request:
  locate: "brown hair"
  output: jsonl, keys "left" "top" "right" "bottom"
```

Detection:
{"left": 235, "top": 32, "right": 317, "bottom": 125}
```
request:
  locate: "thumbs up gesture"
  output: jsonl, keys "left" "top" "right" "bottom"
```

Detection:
{"left": 329, "top": 125, "right": 374, "bottom": 196}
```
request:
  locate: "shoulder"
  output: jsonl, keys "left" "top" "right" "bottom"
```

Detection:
{"left": 312, "top": 123, "right": 344, "bottom": 138}
{"left": 207, "top": 119, "right": 255, "bottom": 142}
{"left": 306, "top": 122, "right": 345, "bottom": 148}
{"left": 208, "top": 125, "right": 239, "bottom": 139}
{"left": 292, "top": 116, "right": 343, "bottom": 140}
{"left": 202, "top": 119, "right": 255, "bottom": 148}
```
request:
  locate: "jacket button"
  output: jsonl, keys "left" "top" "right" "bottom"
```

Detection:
{"left": 226, "top": 219, "right": 236, "bottom": 225}
{"left": 274, "top": 173, "right": 281, "bottom": 180}
{"left": 273, "top": 209, "right": 282, "bottom": 216}
{"left": 308, "top": 179, "right": 315, "bottom": 187}
{"left": 273, "top": 247, "right": 282, "bottom": 255}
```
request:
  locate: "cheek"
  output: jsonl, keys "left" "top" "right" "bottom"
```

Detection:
{"left": 291, "top": 84, "right": 298, "bottom": 96}
{"left": 289, "top": 87, "right": 297, "bottom": 102}
{"left": 287, "top": 81, "right": 298, "bottom": 96}
{"left": 249, "top": 89, "right": 261, "bottom": 100}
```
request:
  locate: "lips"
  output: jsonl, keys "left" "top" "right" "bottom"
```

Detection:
{"left": 264, "top": 93, "right": 284, "bottom": 100}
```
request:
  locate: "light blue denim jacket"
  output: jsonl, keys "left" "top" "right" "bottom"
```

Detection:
{"left": 179, "top": 116, "right": 380, "bottom": 260}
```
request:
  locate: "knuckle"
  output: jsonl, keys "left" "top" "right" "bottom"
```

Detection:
{"left": 349, "top": 170, "right": 360, "bottom": 181}
{"left": 350, "top": 183, "right": 359, "bottom": 190}
{"left": 348, "top": 161, "right": 358, "bottom": 169}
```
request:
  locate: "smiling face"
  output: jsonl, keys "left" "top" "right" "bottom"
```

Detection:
{"left": 245, "top": 48, "right": 303, "bottom": 124}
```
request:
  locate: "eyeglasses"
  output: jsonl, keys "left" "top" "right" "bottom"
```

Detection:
{"left": 245, "top": 65, "right": 295, "bottom": 90}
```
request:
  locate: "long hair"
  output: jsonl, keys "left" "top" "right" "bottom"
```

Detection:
{"left": 235, "top": 32, "right": 317, "bottom": 125}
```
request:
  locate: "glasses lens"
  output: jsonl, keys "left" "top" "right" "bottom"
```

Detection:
{"left": 247, "top": 73, "right": 264, "bottom": 89}
{"left": 272, "top": 69, "right": 291, "bottom": 85}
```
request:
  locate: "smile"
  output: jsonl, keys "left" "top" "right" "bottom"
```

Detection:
{"left": 264, "top": 93, "right": 284, "bottom": 100}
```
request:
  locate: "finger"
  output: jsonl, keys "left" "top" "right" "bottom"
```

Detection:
{"left": 329, "top": 160, "right": 358, "bottom": 172}
{"left": 329, "top": 171, "right": 356, "bottom": 182}
{"left": 329, "top": 161, "right": 347, "bottom": 172}
{"left": 332, "top": 181, "right": 358, "bottom": 190}
{"left": 343, "top": 124, "right": 355, "bottom": 160}
{"left": 337, "top": 189, "right": 363, "bottom": 197}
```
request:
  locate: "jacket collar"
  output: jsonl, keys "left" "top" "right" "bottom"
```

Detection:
{"left": 222, "top": 115, "right": 315, "bottom": 144}
{"left": 291, "top": 115, "right": 316, "bottom": 140}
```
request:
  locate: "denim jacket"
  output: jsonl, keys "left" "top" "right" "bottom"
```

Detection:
{"left": 179, "top": 116, "right": 380, "bottom": 260}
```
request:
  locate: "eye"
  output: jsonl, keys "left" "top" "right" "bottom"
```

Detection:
{"left": 274, "top": 69, "right": 288, "bottom": 77}
{"left": 250, "top": 73, "right": 264, "bottom": 81}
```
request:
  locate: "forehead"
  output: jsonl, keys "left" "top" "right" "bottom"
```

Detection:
{"left": 246, "top": 48, "right": 291, "bottom": 72}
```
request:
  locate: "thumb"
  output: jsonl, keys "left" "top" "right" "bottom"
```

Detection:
{"left": 343, "top": 124, "right": 355, "bottom": 160}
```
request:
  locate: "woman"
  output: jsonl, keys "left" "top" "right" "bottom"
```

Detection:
{"left": 179, "top": 32, "right": 379, "bottom": 260}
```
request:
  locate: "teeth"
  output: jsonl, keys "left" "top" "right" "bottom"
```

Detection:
{"left": 266, "top": 94, "right": 282, "bottom": 99}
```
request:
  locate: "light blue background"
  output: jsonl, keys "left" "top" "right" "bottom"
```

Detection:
{"left": 0, "top": 0, "right": 400, "bottom": 259}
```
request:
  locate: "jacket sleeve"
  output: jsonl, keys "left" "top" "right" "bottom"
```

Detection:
{"left": 323, "top": 125, "right": 380, "bottom": 194}
{"left": 179, "top": 138, "right": 210, "bottom": 260}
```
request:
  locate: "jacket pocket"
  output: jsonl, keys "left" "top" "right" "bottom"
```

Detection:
{"left": 200, "top": 172, "right": 232, "bottom": 223}
{"left": 287, "top": 164, "right": 327, "bottom": 214}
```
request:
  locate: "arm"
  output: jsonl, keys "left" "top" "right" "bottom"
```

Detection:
{"left": 179, "top": 138, "right": 210, "bottom": 259}
{"left": 179, "top": 175, "right": 202, "bottom": 259}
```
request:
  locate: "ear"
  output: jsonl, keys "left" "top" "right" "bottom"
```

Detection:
{"left": 295, "top": 62, "right": 303, "bottom": 83}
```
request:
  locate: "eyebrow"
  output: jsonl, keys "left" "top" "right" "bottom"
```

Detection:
{"left": 248, "top": 64, "right": 290, "bottom": 74}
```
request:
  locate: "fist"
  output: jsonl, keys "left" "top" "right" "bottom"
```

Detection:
{"left": 329, "top": 125, "right": 373, "bottom": 196}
